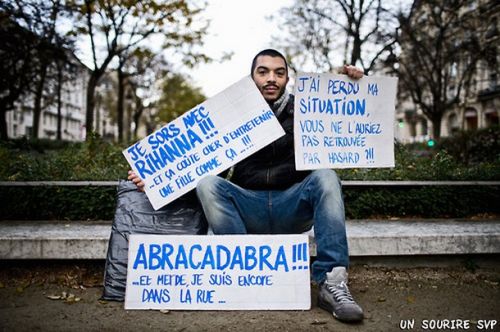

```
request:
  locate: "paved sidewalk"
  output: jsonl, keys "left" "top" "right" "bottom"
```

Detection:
{"left": 0, "top": 261, "right": 498, "bottom": 332}
{"left": 1, "top": 219, "right": 500, "bottom": 331}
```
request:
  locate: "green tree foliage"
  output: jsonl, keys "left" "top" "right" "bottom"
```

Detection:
{"left": 115, "top": 48, "right": 169, "bottom": 142}
{"left": 2, "top": 129, "right": 498, "bottom": 182}
{"left": 0, "top": 135, "right": 128, "bottom": 181}
{"left": 0, "top": 0, "right": 76, "bottom": 140}
{"left": 0, "top": 1, "right": 74, "bottom": 140}
{"left": 0, "top": 15, "right": 37, "bottom": 140}
{"left": 437, "top": 126, "right": 500, "bottom": 166}
{"left": 126, "top": 49, "right": 169, "bottom": 139}
{"left": 1, "top": 129, "right": 499, "bottom": 220}
{"left": 68, "top": 0, "right": 209, "bottom": 140}
{"left": 157, "top": 73, "right": 206, "bottom": 124}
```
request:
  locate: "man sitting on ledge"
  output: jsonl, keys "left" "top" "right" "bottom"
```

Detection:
{"left": 129, "top": 49, "right": 364, "bottom": 323}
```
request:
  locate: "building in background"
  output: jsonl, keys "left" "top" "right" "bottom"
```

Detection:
{"left": 93, "top": 74, "right": 119, "bottom": 141}
{"left": 6, "top": 53, "right": 86, "bottom": 141}
{"left": 395, "top": 0, "right": 499, "bottom": 143}
{"left": 6, "top": 53, "right": 119, "bottom": 142}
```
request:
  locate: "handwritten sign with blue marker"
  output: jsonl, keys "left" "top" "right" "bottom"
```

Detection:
{"left": 123, "top": 76, "right": 285, "bottom": 210}
{"left": 125, "top": 235, "right": 311, "bottom": 310}
{"left": 294, "top": 73, "right": 398, "bottom": 170}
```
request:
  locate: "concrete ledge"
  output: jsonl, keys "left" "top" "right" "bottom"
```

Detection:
{"left": 310, "top": 219, "right": 500, "bottom": 256}
{"left": 0, "top": 220, "right": 111, "bottom": 259}
{"left": 1, "top": 219, "right": 500, "bottom": 259}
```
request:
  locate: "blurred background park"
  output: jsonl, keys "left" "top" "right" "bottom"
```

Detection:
{"left": 0, "top": 0, "right": 499, "bottom": 220}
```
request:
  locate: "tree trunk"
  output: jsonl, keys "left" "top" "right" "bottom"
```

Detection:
{"left": 126, "top": 102, "right": 132, "bottom": 142}
{"left": 132, "top": 104, "right": 144, "bottom": 139}
{"left": 431, "top": 114, "right": 442, "bottom": 140}
{"left": 351, "top": 34, "right": 362, "bottom": 66}
{"left": 95, "top": 95, "right": 101, "bottom": 135}
{"left": 56, "top": 65, "right": 63, "bottom": 140}
{"left": 85, "top": 73, "right": 99, "bottom": 140}
{"left": 117, "top": 65, "right": 125, "bottom": 143}
{"left": 32, "top": 66, "right": 48, "bottom": 139}
{"left": 0, "top": 107, "right": 9, "bottom": 141}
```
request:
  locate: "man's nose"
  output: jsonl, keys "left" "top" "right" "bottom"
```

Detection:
{"left": 267, "top": 72, "right": 277, "bottom": 82}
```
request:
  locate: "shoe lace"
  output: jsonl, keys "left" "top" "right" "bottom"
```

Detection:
{"left": 326, "top": 281, "right": 355, "bottom": 304}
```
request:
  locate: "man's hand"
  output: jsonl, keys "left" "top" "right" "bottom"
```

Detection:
{"left": 128, "top": 170, "right": 145, "bottom": 192}
{"left": 340, "top": 65, "right": 364, "bottom": 79}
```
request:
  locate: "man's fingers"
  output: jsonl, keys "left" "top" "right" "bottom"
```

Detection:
{"left": 343, "top": 65, "right": 364, "bottom": 79}
{"left": 127, "top": 170, "right": 145, "bottom": 191}
{"left": 130, "top": 175, "right": 144, "bottom": 186}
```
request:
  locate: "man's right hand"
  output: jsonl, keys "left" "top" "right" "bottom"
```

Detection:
{"left": 128, "top": 170, "right": 145, "bottom": 192}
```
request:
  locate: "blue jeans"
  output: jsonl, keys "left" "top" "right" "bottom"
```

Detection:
{"left": 195, "top": 169, "right": 349, "bottom": 283}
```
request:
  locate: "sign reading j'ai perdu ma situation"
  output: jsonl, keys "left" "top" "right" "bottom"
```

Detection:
{"left": 122, "top": 76, "right": 285, "bottom": 210}
{"left": 125, "top": 234, "right": 311, "bottom": 310}
{"left": 294, "top": 73, "right": 398, "bottom": 170}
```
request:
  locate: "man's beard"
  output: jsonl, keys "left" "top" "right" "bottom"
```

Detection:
{"left": 271, "top": 90, "right": 290, "bottom": 118}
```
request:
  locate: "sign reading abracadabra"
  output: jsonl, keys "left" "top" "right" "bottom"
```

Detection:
{"left": 125, "top": 234, "right": 311, "bottom": 310}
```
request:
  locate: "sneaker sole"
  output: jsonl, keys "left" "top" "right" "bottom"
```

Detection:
{"left": 317, "top": 296, "right": 364, "bottom": 323}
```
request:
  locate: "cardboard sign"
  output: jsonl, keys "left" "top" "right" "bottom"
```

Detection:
{"left": 125, "top": 234, "right": 311, "bottom": 310}
{"left": 123, "top": 76, "right": 285, "bottom": 210}
{"left": 294, "top": 73, "right": 398, "bottom": 170}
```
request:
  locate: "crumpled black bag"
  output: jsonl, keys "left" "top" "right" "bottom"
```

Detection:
{"left": 101, "top": 180, "right": 207, "bottom": 301}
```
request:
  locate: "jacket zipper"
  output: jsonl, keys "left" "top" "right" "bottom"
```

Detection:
{"left": 266, "top": 142, "right": 277, "bottom": 185}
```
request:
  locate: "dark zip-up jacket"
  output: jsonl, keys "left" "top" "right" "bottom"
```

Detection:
{"left": 229, "top": 95, "right": 311, "bottom": 190}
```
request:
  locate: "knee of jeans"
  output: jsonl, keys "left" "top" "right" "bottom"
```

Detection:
{"left": 310, "top": 169, "right": 341, "bottom": 193}
{"left": 196, "top": 175, "right": 223, "bottom": 201}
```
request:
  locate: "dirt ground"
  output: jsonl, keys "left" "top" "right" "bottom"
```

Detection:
{"left": 0, "top": 260, "right": 499, "bottom": 332}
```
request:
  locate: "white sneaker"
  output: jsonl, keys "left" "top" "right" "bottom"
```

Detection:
{"left": 317, "top": 267, "right": 364, "bottom": 322}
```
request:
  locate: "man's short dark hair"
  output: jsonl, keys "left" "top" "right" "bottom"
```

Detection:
{"left": 250, "top": 49, "right": 288, "bottom": 77}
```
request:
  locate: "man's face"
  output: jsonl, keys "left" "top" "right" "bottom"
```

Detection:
{"left": 252, "top": 55, "right": 289, "bottom": 103}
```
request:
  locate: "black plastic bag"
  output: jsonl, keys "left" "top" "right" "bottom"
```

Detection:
{"left": 101, "top": 180, "right": 207, "bottom": 301}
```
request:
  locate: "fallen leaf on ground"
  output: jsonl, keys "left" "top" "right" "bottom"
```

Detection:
{"left": 484, "top": 280, "right": 499, "bottom": 286}
{"left": 65, "top": 295, "right": 82, "bottom": 304}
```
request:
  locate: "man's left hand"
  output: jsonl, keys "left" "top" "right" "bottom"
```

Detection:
{"left": 340, "top": 65, "right": 364, "bottom": 79}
